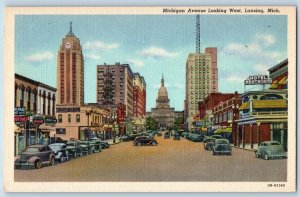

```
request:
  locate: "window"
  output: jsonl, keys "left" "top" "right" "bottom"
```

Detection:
{"left": 68, "top": 114, "right": 71, "bottom": 123}
{"left": 58, "top": 114, "right": 62, "bottom": 123}
{"left": 76, "top": 114, "right": 80, "bottom": 122}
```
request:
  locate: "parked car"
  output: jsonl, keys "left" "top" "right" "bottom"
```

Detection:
{"left": 50, "top": 137, "right": 67, "bottom": 144}
{"left": 133, "top": 136, "right": 158, "bottom": 146}
{"left": 203, "top": 135, "right": 222, "bottom": 142}
{"left": 164, "top": 132, "right": 170, "bottom": 139}
{"left": 173, "top": 132, "right": 180, "bottom": 140}
{"left": 181, "top": 132, "right": 189, "bottom": 138}
{"left": 15, "top": 144, "right": 55, "bottom": 169}
{"left": 156, "top": 131, "right": 162, "bottom": 136}
{"left": 100, "top": 141, "right": 110, "bottom": 149}
{"left": 80, "top": 141, "right": 93, "bottom": 155}
{"left": 49, "top": 143, "right": 69, "bottom": 163}
{"left": 255, "top": 141, "right": 287, "bottom": 160}
{"left": 204, "top": 138, "right": 215, "bottom": 150}
{"left": 89, "top": 140, "right": 102, "bottom": 152}
{"left": 212, "top": 139, "right": 232, "bottom": 155}
{"left": 66, "top": 141, "right": 83, "bottom": 158}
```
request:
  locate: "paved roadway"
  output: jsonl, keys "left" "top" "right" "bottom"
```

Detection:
{"left": 14, "top": 135, "right": 287, "bottom": 182}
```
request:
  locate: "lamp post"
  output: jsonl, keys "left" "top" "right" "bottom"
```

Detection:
{"left": 111, "top": 109, "right": 116, "bottom": 143}
{"left": 85, "top": 109, "right": 93, "bottom": 140}
{"left": 232, "top": 103, "right": 239, "bottom": 146}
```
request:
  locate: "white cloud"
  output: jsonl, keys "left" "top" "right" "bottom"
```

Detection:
{"left": 25, "top": 51, "right": 54, "bottom": 62}
{"left": 226, "top": 76, "right": 246, "bottom": 82}
{"left": 83, "top": 41, "right": 119, "bottom": 50}
{"left": 127, "top": 59, "right": 144, "bottom": 67}
{"left": 254, "top": 34, "right": 275, "bottom": 46}
{"left": 140, "top": 47, "right": 179, "bottom": 58}
{"left": 85, "top": 54, "right": 101, "bottom": 60}
{"left": 253, "top": 63, "right": 270, "bottom": 75}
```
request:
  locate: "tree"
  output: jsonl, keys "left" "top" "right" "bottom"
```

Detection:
{"left": 173, "top": 116, "right": 184, "bottom": 131}
{"left": 146, "top": 117, "right": 157, "bottom": 131}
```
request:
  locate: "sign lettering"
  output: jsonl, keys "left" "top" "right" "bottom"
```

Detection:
{"left": 244, "top": 75, "right": 272, "bottom": 85}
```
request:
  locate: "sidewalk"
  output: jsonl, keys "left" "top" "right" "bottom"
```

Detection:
{"left": 104, "top": 137, "right": 121, "bottom": 145}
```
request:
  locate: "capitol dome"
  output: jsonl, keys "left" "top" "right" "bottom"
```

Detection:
{"left": 156, "top": 74, "right": 170, "bottom": 108}
{"left": 158, "top": 85, "right": 168, "bottom": 99}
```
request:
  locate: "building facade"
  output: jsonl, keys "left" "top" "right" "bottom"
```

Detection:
{"left": 132, "top": 73, "right": 146, "bottom": 132}
{"left": 269, "top": 58, "right": 288, "bottom": 90}
{"left": 56, "top": 22, "right": 84, "bottom": 106}
{"left": 96, "top": 63, "right": 134, "bottom": 119}
{"left": 236, "top": 90, "right": 288, "bottom": 150}
{"left": 14, "top": 74, "right": 57, "bottom": 155}
{"left": 55, "top": 105, "right": 112, "bottom": 141}
{"left": 211, "top": 93, "right": 242, "bottom": 142}
{"left": 149, "top": 75, "right": 177, "bottom": 129}
{"left": 185, "top": 47, "right": 218, "bottom": 130}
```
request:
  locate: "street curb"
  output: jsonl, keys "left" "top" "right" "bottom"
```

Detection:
{"left": 232, "top": 146, "right": 256, "bottom": 152}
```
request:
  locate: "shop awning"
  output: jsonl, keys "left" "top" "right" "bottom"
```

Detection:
{"left": 269, "top": 80, "right": 278, "bottom": 89}
{"left": 201, "top": 127, "right": 208, "bottom": 132}
{"left": 278, "top": 76, "right": 288, "bottom": 85}
{"left": 223, "top": 127, "right": 232, "bottom": 133}
{"left": 252, "top": 99, "right": 287, "bottom": 109}
{"left": 214, "top": 128, "right": 224, "bottom": 134}
{"left": 39, "top": 123, "right": 56, "bottom": 132}
{"left": 239, "top": 102, "right": 250, "bottom": 110}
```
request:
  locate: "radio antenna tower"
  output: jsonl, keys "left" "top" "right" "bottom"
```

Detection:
{"left": 196, "top": 15, "right": 200, "bottom": 53}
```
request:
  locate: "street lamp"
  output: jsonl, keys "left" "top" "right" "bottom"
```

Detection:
{"left": 232, "top": 103, "right": 239, "bottom": 146}
{"left": 85, "top": 109, "right": 93, "bottom": 140}
{"left": 111, "top": 109, "right": 116, "bottom": 143}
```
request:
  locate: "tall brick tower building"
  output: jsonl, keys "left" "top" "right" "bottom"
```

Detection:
{"left": 57, "top": 22, "right": 84, "bottom": 106}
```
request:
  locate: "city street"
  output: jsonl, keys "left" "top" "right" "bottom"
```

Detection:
{"left": 14, "top": 135, "right": 287, "bottom": 182}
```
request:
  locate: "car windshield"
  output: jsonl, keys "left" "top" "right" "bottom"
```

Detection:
{"left": 270, "top": 142, "right": 281, "bottom": 146}
{"left": 25, "top": 147, "right": 40, "bottom": 152}
{"left": 216, "top": 140, "right": 229, "bottom": 144}
{"left": 67, "top": 142, "right": 75, "bottom": 146}
{"left": 49, "top": 145, "right": 61, "bottom": 150}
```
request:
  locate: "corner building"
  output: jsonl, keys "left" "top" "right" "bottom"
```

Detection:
{"left": 96, "top": 63, "right": 134, "bottom": 118}
{"left": 185, "top": 48, "right": 218, "bottom": 131}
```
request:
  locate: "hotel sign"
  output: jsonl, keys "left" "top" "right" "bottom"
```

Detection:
{"left": 244, "top": 75, "right": 272, "bottom": 85}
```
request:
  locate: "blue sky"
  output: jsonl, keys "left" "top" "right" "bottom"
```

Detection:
{"left": 15, "top": 15, "right": 287, "bottom": 111}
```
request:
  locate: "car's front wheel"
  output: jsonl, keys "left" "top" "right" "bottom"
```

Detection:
{"left": 74, "top": 152, "right": 77, "bottom": 158}
{"left": 137, "top": 142, "right": 142, "bottom": 146}
{"left": 255, "top": 152, "right": 260, "bottom": 158}
{"left": 60, "top": 155, "right": 65, "bottom": 163}
{"left": 152, "top": 141, "right": 157, "bottom": 146}
{"left": 35, "top": 160, "right": 42, "bottom": 169}
{"left": 264, "top": 153, "right": 269, "bottom": 160}
{"left": 50, "top": 156, "right": 55, "bottom": 165}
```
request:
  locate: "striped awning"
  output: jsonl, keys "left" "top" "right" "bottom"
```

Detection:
{"left": 239, "top": 102, "right": 250, "bottom": 110}
{"left": 252, "top": 99, "right": 287, "bottom": 109}
{"left": 269, "top": 80, "right": 278, "bottom": 89}
{"left": 278, "top": 76, "right": 288, "bottom": 85}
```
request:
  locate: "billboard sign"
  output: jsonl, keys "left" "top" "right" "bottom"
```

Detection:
{"left": 244, "top": 75, "right": 272, "bottom": 85}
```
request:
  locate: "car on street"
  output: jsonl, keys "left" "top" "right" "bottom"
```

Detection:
{"left": 164, "top": 132, "right": 170, "bottom": 139}
{"left": 255, "top": 141, "right": 287, "bottom": 160}
{"left": 203, "top": 135, "right": 222, "bottom": 142}
{"left": 80, "top": 141, "right": 93, "bottom": 155}
{"left": 14, "top": 144, "right": 56, "bottom": 169}
{"left": 133, "top": 136, "right": 158, "bottom": 146}
{"left": 204, "top": 138, "right": 215, "bottom": 150}
{"left": 156, "top": 131, "right": 162, "bottom": 136}
{"left": 181, "top": 132, "right": 189, "bottom": 138}
{"left": 50, "top": 137, "right": 67, "bottom": 144}
{"left": 100, "top": 141, "right": 110, "bottom": 149}
{"left": 212, "top": 139, "right": 232, "bottom": 155}
{"left": 173, "top": 132, "right": 180, "bottom": 140}
{"left": 66, "top": 140, "right": 83, "bottom": 158}
{"left": 89, "top": 139, "right": 102, "bottom": 152}
{"left": 49, "top": 143, "right": 69, "bottom": 163}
